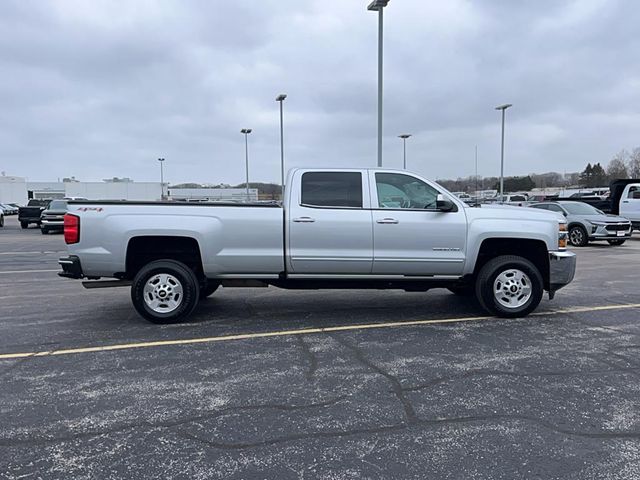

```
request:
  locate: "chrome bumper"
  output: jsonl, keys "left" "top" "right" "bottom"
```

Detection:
{"left": 549, "top": 251, "right": 576, "bottom": 294}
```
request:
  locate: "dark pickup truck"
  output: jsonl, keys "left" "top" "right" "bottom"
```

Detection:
{"left": 18, "top": 199, "right": 51, "bottom": 229}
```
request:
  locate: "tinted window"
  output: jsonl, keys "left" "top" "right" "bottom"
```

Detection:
{"left": 510, "top": 195, "right": 527, "bottom": 201}
{"left": 629, "top": 186, "right": 639, "bottom": 199}
{"left": 301, "top": 172, "right": 362, "bottom": 208}
{"left": 48, "top": 200, "right": 68, "bottom": 210}
{"left": 547, "top": 204, "right": 564, "bottom": 213}
{"left": 375, "top": 173, "right": 439, "bottom": 209}
{"left": 561, "top": 202, "right": 599, "bottom": 215}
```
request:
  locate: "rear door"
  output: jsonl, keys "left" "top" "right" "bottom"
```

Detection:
{"left": 620, "top": 184, "right": 640, "bottom": 223}
{"left": 369, "top": 171, "right": 467, "bottom": 275}
{"left": 287, "top": 170, "right": 373, "bottom": 274}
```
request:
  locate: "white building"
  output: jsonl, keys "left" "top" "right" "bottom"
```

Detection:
{"left": 0, "top": 176, "right": 28, "bottom": 204}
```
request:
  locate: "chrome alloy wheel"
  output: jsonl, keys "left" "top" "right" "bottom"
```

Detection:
{"left": 493, "top": 269, "right": 532, "bottom": 309}
{"left": 569, "top": 228, "right": 584, "bottom": 246}
{"left": 143, "top": 273, "right": 183, "bottom": 313}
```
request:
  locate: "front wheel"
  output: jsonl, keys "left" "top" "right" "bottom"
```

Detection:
{"left": 0, "top": 215, "right": 3, "bottom": 227}
{"left": 131, "top": 260, "right": 200, "bottom": 324}
{"left": 607, "top": 239, "right": 626, "bottom": 246}
{"left": 20, "top": 221, "right": 28, "bottom": 229}
{"left": 569, "top": 225, "right": 588, "bottom": 247}
{"left": 41, "top": 228, "right": 48, "bottom": 235}
{"left": 475, "top": 255, "right": 544, "bottom": 318}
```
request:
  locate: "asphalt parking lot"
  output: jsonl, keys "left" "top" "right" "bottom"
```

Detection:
{"left": 1, "top": 216, "right": 639, "bottom": 479}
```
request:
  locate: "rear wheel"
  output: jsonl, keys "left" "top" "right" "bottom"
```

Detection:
{"left": 607, "top": 239, "right": 626, "bottom": 246}
{"left": 131, "top": 260, "right": 200, "bottom": 324}
{"left": 569, "top": 225, "right": 588, "bottom": 247}
{"left": 475, "top": 255, "right": 544, "bottom": 318}
{"left": 20, "top": 221, "right": 28, "bottom": 229}
{"left": 0, "top": 215, "right": 4, "bottom": 227}
{"left": 41, "top": 228, "right": 48, "bottom": 235}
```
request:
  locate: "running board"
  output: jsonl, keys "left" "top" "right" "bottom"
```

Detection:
{"left": 82, "top": 280, "right": 132, "bottom": 289}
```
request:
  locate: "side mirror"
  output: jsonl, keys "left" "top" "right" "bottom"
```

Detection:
{"left": 436, "top": 194, "right": 455, "bottom": 212}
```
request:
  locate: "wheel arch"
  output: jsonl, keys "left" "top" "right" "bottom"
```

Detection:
{"left": 125, "top": 235, "right": 204, "bottom": 281}
{"left": 473, "top": 238, "right": 550, "bottom": 290}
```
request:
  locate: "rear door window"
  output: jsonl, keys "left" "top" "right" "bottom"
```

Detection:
{"left": 301, "top": 172, "right": 363, "bottom": 208}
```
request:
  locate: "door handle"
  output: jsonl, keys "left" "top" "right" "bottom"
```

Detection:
{"left": 622, "top": 201, "right": 629, "bottom": 203}
{"left": 376, "top": 218, "right": 399, "bottom": 224}
{"left": 293, "top": 216, "right": 315, "bottom": 223}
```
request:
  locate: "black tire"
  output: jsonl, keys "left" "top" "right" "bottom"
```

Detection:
{"left": 20, "top": 221, "right": 28, "bottom": 229}
{"left": 607, "top": 239, "right": 626, "bottom": 246}
{"left": 131, "top": 259, "right": 200, "bottom": 324}
{"left": 200, "top": 281, "right": 220, "bottom": 298}
{"left": 475, "top": 255, "right": 544, "bottom": 318}
{"left": 569, "top": 225, "right": 588, "bottom": 247}
{"left": 41, "top": 228, "right": 48, "bottom": 235}
{"left": 447, "top": 285, "right": 474, "bottom": 296}
{"left": 0, "top": 215, "right": 4, "bottom": 227}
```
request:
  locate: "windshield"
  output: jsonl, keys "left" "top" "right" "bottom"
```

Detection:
{"left": 561, "top": 202, "right": 599, "bottom": 215}
{"left": 48, "top": 200, "right": 68, "bottom": 210}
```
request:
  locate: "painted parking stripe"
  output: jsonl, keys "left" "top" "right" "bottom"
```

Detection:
{"left": 0, "top": 269, "right": 59, "bottom": 275}
{"left": 0, "top": 303, "right": 639, "bottom": 361}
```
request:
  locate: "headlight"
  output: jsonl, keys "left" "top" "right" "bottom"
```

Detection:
{"left": 558, "top": 222, "right": 568, "bottom": 249}
{"left": 588, "top": 221, "right": 607, "bottom": 226}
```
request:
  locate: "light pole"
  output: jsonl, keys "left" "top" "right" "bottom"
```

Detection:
{"left": 368, "top": 0, "right": 390, "bottom": 167}
{"left": 240, "top": 128, "right": 252, "bottom": 201}
{"left": 398, "top": 134, "right": 411, "bottom": 169}
{"left": 157, "top": 157, "right": 165, "bottom": 200}
{"left": 475, "top": 145, "right": 478, "bottom": 195}
{"left": 276, "top": 94, "right": 287, "bottom": 199}
{"left": 495, "top": 103, "right": 512, "bottom": 203}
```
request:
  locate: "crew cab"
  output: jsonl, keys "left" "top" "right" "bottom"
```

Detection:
{"left": 59, "top": 168, "right": 576, "bottom": 324}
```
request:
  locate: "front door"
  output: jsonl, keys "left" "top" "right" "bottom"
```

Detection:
{"left": 288, "top": 170, "right": 373, "bottom": 274}
{"left": 370, "top": 171, "right": 467, "bottom": 275}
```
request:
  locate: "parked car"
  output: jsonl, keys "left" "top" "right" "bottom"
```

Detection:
{"left": 18, "top": 199, "right": 51, "bottom": 228}
{"left": 530, "top": 201, "right": 632, "bottom": 246}
{"left": 59, "top": 168, "right": 576, "bottom": 324}
{"left": 0, "top": 203, "right": 18, "bottom": 215}
{"left": 40, "top": 199, "right": 68, "bottom": 234}
{"left": 496, "top": 194, "right": 530, "bottom": 206}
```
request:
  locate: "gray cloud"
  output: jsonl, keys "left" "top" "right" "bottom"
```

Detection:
{"left": 1, "top": 0, "right": 639, "bottom": 184}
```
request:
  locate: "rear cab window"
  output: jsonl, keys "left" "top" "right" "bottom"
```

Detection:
{"left": 301, "top": 172, "right": 363, "bottom": 208}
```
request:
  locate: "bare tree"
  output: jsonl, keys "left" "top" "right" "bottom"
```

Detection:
{"left": 607, "top": 150, "right": 629, "bottom": 180}
{"left": 628, "top": 147, "right": 640, "bottom": 178}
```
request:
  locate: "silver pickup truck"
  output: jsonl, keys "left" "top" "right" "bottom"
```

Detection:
{"left": 59, "top": 168, "right": 576, "bottom": 324}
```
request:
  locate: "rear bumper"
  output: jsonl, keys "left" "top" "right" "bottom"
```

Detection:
{"left": 41, "top": 219, "right": 64, "bottom": 228}
{"left": 58, "top": 255, "right": 84, "bottom": 279}
{"left": 549, "top": 251, "right": 576, "bottom": 293}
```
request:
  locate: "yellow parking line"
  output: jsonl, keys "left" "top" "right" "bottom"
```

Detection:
{"left": 0, "top": 303, "right": 639, "bottom": 360}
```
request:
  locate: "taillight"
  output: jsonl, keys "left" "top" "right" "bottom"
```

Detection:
{"left": 64, "top": 214, "right": 80, "bottom": 244}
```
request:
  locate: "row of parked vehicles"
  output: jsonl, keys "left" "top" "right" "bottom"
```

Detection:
{"left": 10, "top": 199, "right": 68, "bottom": 234}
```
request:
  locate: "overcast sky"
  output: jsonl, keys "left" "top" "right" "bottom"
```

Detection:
{"left": 1, "top": 0, "right": 639, "bottom": 184}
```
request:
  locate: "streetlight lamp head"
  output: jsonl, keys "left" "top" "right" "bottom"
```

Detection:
{"left": 276, "top": 94, "right": 287, "bottom": 102}
{"left": 495, "top": 103, "right": 513, "bottom": 111}
{"left": 241, "top": 128, "right": 252, "bottom": 134}
{"left": 398, "top": 134, "right": 411, "bottom": 139}
{"left": 368, "top": 0, "right": 389, "bottom": 11}
{"left": 158, "top": 157, "right": 165, "bottom": 162}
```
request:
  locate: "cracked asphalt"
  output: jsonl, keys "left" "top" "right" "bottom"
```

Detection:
{"left": 1, "top": 215, "right": 640, "bottom": 479}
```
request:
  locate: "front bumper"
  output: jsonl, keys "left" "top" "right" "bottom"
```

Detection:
{"left": 588, "top": 224, "right": 632, "bottom": 240}
{"left": 41, "top": 219, "right": 64, "bottom": 228}
{"left": 58, "top": 255, "right": 84, "bottom": 279}
{"left": 549, "top": 251, "right": 576, "bottom": 294}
